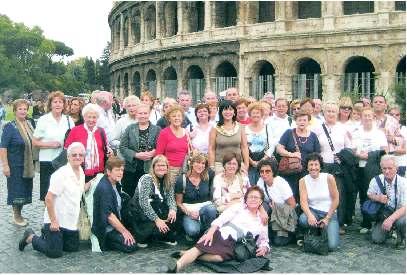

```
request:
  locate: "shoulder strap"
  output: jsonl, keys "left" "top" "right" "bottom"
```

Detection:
{"left": 288, "top": 116, "right": 293, "bottom": 126}
{"left": 394, "top": 176, "right": 398, "bottom": 208}
{"left": 263, "top": 180, "right": 272, "bottom": 202}
{"left": 227, "top": 222, "right": 245, "bottom": 239}
{"left": 322, "top": 123, "right": 335, "bottom": 152}
{"left": 98, "top": 127, "right": 108, "bottom": 156}
{"left": 374, "top": 175, "right": 386, "bottom": 195}
{"left": 182, "top": 174, "right": 187, "bottom": 194}
{"left": 66, "top": 115, "right": 71, "bottom": 129}
{"left": 265, "top": 124, "right": 269, "bottom": 148}
{"left": 291, "top": 129, "right": 301, "bottom": 152}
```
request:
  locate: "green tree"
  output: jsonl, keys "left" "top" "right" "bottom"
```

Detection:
{"left": 96, "top": 42, "right": 111, "bottom": 90}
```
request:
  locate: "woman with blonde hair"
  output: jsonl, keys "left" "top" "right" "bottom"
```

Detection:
{"left": 127, "top": 155, "right": 177, "bottom": 247}
{"left": 175, "top": 153, "right": 217, "bottom": 241}
{"left": 338, "top": 96, "right": 353, "bottom": 125}
{"left": 0, "top": 99, "right": 35, "bottom": 226}
{"left": 33, "top": 91, "right": 74, "bottom": 201}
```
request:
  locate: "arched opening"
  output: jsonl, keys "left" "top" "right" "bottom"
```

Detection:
{"left": 250, "top": 61, "right": 275, "bottom": 100}
{"left": 297, "top": 1, "right": 321, "bottom": 19}
{"left": 395, "top": 1, "right": 406, "bottom": 11}
{"left": 163, "top": 2, "right": 178, "bottom": 37}
{"left": 163, "top": 67, "right": 178, "bottom": 99}
{"left": 343, "top": 56, "right": 375, "bottom": 99}
{"left": 123, "top": 73, "right": 129, "bottom": 96}
{"left": 258, "top": 1, "right": 275, "bottom": 23}
{"left": 123, "top": 17, "right": 129, "bottom": 47}
{"left": 131, "top": 8, "right": 141, "bottom": 44}
{"left": 114, "top": 18, "right": 121, "bottom": 50}
{"left": 396, "top": 56, "right": 406, "bottom": 85}
{"left": 116, "top": 75, "right": 121, "bottom": 97}
{"left": 185, "top": 1, "right": 204, "bottom": 33}
{"left": 293, "top": 58, "right": 322, "bottom": 99}
{"left": 343, "top": 1, "right": 374, "bottom": 15}
{"left": 145, "top": 69, "right": 157, "bottom": 97}
{"left": 215, "top": 2, "right": 237, "bottom": 28}
{"left": 145, "top": 5, "right": 156, "bottom": 41}
{"left": 133, "top": 72, "right": 141, "bottom": 97}
{"left": 212, "top": 61, "right": 238, "bottom": 93}
{"left": 186, "top": 65, "right": 205, "bottom": 104}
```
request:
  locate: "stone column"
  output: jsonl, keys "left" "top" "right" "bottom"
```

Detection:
{"left": 155, "top": 3, "right": 162, "bottom": 39}
{"left": 276, "top": 73, "right": 293, "bottom": 100}
{"left": 140, "top": 7, "right": 145, "bottom": 43}
{"left": 377, "top": 1, "right": 392, "bottom": 26}
{"left": 127, "top": 11, "right": 134, "bottom": 46}
{"left": 119, "top": 13, "right": 124, "bottom": 52}
{"left": 177, "top": 2, "right": 184, "bottom": 35}
{"left": 204, "top": 1, "right": 212, "bottom": 30}
{"left": 275, "top": 1, "right": 287, "bottom": 33}
{"left": 322, "top": 1, "right": 336, "bottom": 31}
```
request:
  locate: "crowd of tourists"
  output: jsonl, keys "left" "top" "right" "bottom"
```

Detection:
{"left": 0, "top": 88, "right": 405, "bottom": 272}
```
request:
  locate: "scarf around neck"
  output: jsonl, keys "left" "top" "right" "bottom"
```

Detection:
{"left": 14, "top": 120, "right": 35, "bottom": 178}
{"left": 84, "top": 124, "right": 100, "bottom": 172}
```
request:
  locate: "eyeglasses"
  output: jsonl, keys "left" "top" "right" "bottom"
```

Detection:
{"left": 70, "top": 153, "right": 84, "bottom": 158}
{"left": 389, "top": 112, "right": 400, "bottom": 117}
{"left": 259, "top": 169, "right": 272, "bottom": 174}
{"left": 340, "top": 106, "right": 352, "bottom": 111}
{"left": 247, "top": 195, "right": 262, "bottom": 200}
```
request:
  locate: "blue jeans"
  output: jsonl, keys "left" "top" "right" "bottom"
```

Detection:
{"left": 183, "top": 203, "right": 217, "bottom": 238}
{"left": 248, "top": 165, "right": 260, "bottom": 186}
{"left": 299, "top": 208, "right": 340, "bottom": 251}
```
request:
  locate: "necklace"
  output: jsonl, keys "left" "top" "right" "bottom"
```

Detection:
{"left": 297, "top": 136, "right": 308, "bottom": 144}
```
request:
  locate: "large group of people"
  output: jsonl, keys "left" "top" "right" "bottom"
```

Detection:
{"left": 0, "top": 87, "right": 405, "bottom": 272}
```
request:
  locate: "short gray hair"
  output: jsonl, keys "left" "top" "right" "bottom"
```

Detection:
{"left": 177, "top": 90, "right": 191, "bottom": 99}
{"left": 67, "top": 142, "right": 85, "bottom": 156}
{"left": 380, "top": 154, "right": 398, "bottom": 168}
{"left": 82, "top": 103, "right": 100, "bottom": 117}
{"left": 323, "top": 101, "right": 339, "bottom": 113}
{"left": 123, "top": 95, "right": 140, "bottom": 108}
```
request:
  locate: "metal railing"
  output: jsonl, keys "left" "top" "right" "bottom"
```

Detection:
{"left": 341, "top": 72, "right": 374, "bottom": 99}
{"left": 396, "top": 72, "right": 406, "bottom": 86}
{"left": 145, "top": 81, "right": 157, "bottom": 97}
{"left": 249, "top": 75, "right": 274, "bottom": 100}
{"left": 164, "top": 80, "right": 178, "bottom": 99}
{"left": 292, "top": 74, "right": 322, "bottom": 99}
{"left": 188, "top": 79, "right": 206, "bottom": 104}
{"left": 210, "top": 77, "right": 238, "bottom": 94}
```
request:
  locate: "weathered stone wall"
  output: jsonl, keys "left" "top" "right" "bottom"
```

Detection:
{"left": 108, "top": 1, "right": 405, "bottom": 102}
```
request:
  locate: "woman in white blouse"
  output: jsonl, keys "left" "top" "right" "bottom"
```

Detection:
{"left": 33, "top": 91, "right": 74, "bottom": 201}
{"left": 212, "top": 152, "right": 249, "bottom": 213}
{"left": 313, "top": 101, "right": 352, "bottom": 233}
{"left": 190, "top": 103, "right": 212, "bottom": 154}
{"left": 167, "top": 186, "right": 269, "bottom": 273}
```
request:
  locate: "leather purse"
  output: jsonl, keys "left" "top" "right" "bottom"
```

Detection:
{"left": 278, "top": 129, "right": 303, "bottom": 176}
{"left": 227, "top": 223, "right": 258, "bottom": 262}
{"left": 303, "top": 227, "right": 328, "bottom": 255}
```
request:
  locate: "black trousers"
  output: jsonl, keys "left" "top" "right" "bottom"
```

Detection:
{"left": 105, "top": 229, "right": 137, "bottom": 253}
{"left": 32, "top": 224, "right": 79, "bottom": 258}
{"left": 121, "top": 169, "right": 144, "bottom": 198}
{"left": 355, "top": 168, "right": 371, "bottom": 228}
{"left": 39, "top": 162, "right": 56, "bottom": 201}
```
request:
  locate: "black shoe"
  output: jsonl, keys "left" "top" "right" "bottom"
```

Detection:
{"left": 170, "top": 251, "right": 182, "bottom": 259}
{"left": 18, "top": 228, "right": 35, "bottom": 251}
{"left": 166, "top": 259, "right": 178, "bottom": 273}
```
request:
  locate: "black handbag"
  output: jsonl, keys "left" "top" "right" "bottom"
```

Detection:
{"left": 303, "top": 227, "right": 328, "bottom": 255}
{"left": 227, "top": 223, "right": 258, "bottom": 262}
{"left": 51, "top": 116, "right": 71, "bottom": 170}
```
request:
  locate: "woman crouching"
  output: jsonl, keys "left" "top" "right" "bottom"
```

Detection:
{"left": 167, "top": 186, "right": 269, "bottom": 273}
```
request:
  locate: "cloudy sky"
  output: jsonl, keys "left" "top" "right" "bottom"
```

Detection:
{"left": 0, "top": 0, "right": 113, "bottom": 60}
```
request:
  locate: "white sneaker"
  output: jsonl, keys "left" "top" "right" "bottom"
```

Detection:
{"left": 359, "top": 228, "right": 369, "bottom": 234}
{"left": 161, "top": 240, "right": 177, "bottom": 246}
{"left": 297, "top": 240, "right": 304, "bottom": 246}
{"left": 137, "top": 242, "right": 148, "bottom": 248}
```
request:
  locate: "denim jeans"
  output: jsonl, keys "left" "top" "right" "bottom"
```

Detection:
{"left": 299, "top": 208, "right": 340, "bottom": 251}
{"left": 183, "top": 203, "right": 217, "bottom": 238}
{"left": 371, "top": 216, "right": 406, "bottom": 244}
{"left": 248, "top": 165, "right": 260, "bottom": 186}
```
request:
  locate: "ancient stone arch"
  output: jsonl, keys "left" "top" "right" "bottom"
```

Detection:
{"left": 214, "top": 1, "right": 237, "bottom": 28}
{"left": 211, "top": 57, "right": 239, "bottom": 76}
{"left": 133, "top": 71, "right": 141, "bottom": 97}
{"left": 144, "top": 4, "right": 156, "bottom": 41}
{"left": 131, "top": 8, "right": 141, "bottom": 44}
{"left": 184, "top": 1, "right": 204, "bottom": 33}
{"left": 123, "top": 73, "right": 129, "bottom": 96}
{"left": 123, "top": 16, "right": 129, "bottom": 47}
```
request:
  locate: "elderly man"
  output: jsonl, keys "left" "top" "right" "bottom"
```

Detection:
{"left": 18, "top": 143, "right": 89, "bottom": 258}
{"left": 95, "top": 91, "right": 117, "bottom": 149}
{"left": 203, "top": 90, "right": 218, "bottom": 105}
{"left": 225, "top": 87, "right": 240, "bottom": 103}
{"left": 177, "top": 90, "right": 196, "bottom": 127}
{"left": 268, "top": 98, "right": 293, "bottom": 146}
{"left": 312, "top": 98, "right": 324, "bottom": 122}
{"left": 112, "top": 95, "right": 140, "bottom": 148}
{"left": 367, "top": 154, "right": 405, "bottom": 247}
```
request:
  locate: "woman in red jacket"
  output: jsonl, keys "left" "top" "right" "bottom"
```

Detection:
{"left": 64, "top": 103, "right": 111, "bottom": 182}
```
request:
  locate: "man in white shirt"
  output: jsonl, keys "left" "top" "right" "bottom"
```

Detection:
{"left": 268, "top": 98, "right": 293, "bottom": 147}
{"left": 312, "top": 98, "right": 325, "bottom": 122}
{"left": 95, "top": 91, "right": 117, "bottom": 149}
{"left": 178, "top": 90, "right": 196, "bottom": 127}
{"left": 367, "top": 155, "right": 405, "bottom": 247}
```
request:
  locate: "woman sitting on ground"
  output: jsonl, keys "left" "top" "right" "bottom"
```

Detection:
{"left": 175, "top": 153, "right": 217, "bottom": 242}
{"left": 256, "top": 158, "right": 297, "bottom": 246}
{"left": 127, "top": 155, "right": 178, "bottom": 247}
{"left": 298, "top": 153, "right": 340, "bottom": 251}
{"left": 167, "top": 186, "right": 270, "bottom": 273}
{"left": 92, "top": 156, "right": 137, "bottom": 253}
{"left": 212, "top": 152, "right": 250, "bottom": 213}
{"left": 18, "top": 142, "right": 90, "bottom": 258}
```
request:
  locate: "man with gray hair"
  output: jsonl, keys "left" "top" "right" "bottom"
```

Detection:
{"left": 95, "top": 91, "right": 117, "bottom": 149}
{"left": 225, "top": 87, "right": 240, "bottom": 103}
{"left": 177, "top": 90, "right": 196, "bottom": 127}
{"left": 367, "top": 154, "right": 405, "bottom": 248}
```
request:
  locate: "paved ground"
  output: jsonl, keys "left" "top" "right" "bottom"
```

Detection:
{"left": 0, "top": 173, "right": 405, "bottom": 273}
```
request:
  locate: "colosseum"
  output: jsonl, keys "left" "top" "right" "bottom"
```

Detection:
{"left": 108, "top": 1, "right": 406, "bottom": 103}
